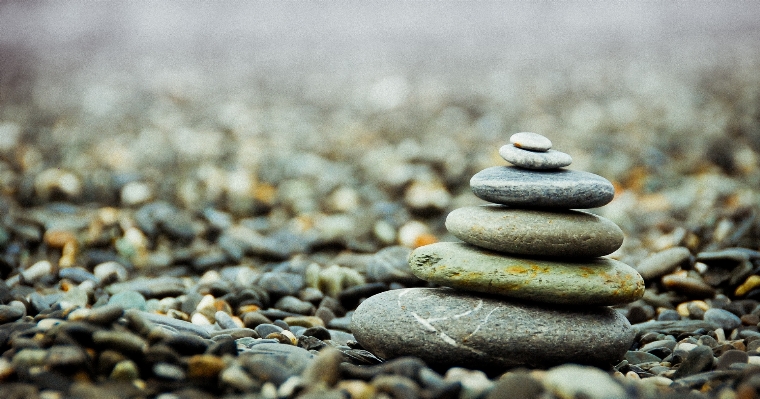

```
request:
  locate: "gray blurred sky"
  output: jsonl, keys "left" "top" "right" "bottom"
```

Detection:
{"left": 2, "top": 1, "right": 759, "bottom": 74}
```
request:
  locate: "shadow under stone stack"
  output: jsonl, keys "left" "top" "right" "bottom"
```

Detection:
{"left": 352, "top": 132, "right": 645, "bottom": 372}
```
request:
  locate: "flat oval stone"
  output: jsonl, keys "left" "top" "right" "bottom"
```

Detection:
{"left": 509, "top": 132, "right": 552, "bottom": 151}
{"left": 470, "top": 166, "right": 614, "bottom": 209}
{"left": 499, "top": 145, "right": 572, "bottom": 169}
{"left": 635, "top": 247, "right": 691, "bottom": 280}
{"left": 351, "top": 288, "right": 635, "bottom": 371}
{"left": 409, "top": 242, "right": 644, "bottom": 306}
{"left": 445, "top": 205, "right": 623, "bottom": 258}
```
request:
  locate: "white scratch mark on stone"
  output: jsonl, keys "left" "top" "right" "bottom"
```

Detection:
{"left": 467, "top": 306, "right": 502, "bottom": 339}
{"left": 453, "top": 299, "right": 483, "bottom": 319}
{"left": 439, "top": 332, "right": 458, "bottom": 346}
{"left": 411, "top": 312, "right": 437, "bottom": 332}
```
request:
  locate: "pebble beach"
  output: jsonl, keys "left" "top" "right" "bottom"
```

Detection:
{"left": 1, "top": 2, "right": 760, "bottom": 398}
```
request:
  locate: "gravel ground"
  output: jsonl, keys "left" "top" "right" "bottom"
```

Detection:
{"left": 1, "top": 2, "right": 760, "bottom": 399}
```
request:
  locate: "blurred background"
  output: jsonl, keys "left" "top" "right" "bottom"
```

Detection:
{"left": 1, "top": 1, "right": 759, "bottom": 263}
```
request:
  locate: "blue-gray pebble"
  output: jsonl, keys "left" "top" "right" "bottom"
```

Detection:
{"left": 499, "top": 145, "right": 572, "bottom": 170}
{"left": 470, "top": 166, "right": 615, "bottom": 209}
{"left": 703, "top": 308, "right": 742, "bottom": 331}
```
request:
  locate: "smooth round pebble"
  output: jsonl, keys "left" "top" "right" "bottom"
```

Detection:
{"left": 703, "top": 308, "right": 742, "bottom": 331}
{"left": 446, "top": 205, "right": 623, "bottom": 258}
{"left": 499, "top": 145, "right": 572, "bottom": 169}
{"left": 410, "top": 242, "right": 644, "bottom": 306}
{"left": 544, "top": 364, "right": 627, "bottom": 399}
{"left": 351, "top": 288, "right": 635, "bottom": 371}
{"left": 470, "top": 166, "right": 615, "bottom": 209}
{"left": 107, "top": 290, "right": 147, "bottom": 311}
{"left": 635, "top": 247, "right": 691, "bottom": 280}
{"left": 509, "top": 132, "right": 552, "bottom": 151}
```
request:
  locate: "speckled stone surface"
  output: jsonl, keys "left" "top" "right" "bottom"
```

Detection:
{"left": 509, "top": 132, "right": 552, "bottom": 152}
{"left": 409, "top": 242, "right": 644, "bottom": 305}
{"left": 499, "top": 145, "right": 572, "bottom": 169}
{"left": 470, "top": 166, "right": 615, "bottom": 209}
{"left": 351, "top": 288, "right": 635, "bottom": 371}
{"left": 445, "top": 205, "right": 623, "bottom": 258}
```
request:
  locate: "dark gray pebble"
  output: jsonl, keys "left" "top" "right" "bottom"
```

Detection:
{"left": 46, "top": 345, "right": 89, "bottom": 369}
{"left": 302, "top": 326, "right": 331, "bottom": 341}
{"left": 338, "top": 282, "right": 388, "bottom": 309}
{"left": 243, "top": 312, "right": 272, "bottom": 328}
{"left": 672, "top": 345, "right": 714, "bottom": 379}
{"left": 0, "top": 304, "right": 25, "bottom": 324}
{"left": 328, "top": 314, "right": 352, "bottom": 331}
{"left": 85, "top": 304, "right": 124, "bottom": 326}
{"left": 106, "top": 276, "right": 186, "bottom": 299}
{"left": 163, "top": 332, "right": 209, "bottom": 355}
{"left": 716, "top": 349, "right": 748, "bottom": 370}
{"left": 470, "top": 166, "right": 615, "bottom": 209}
{"left": 624, "top": 351, "right": 662, "bottom": 365}
{"left": 134, "top": 311, "right": 211, "bottom": 338}
{"left": 703, "top": 308, "right": 742, "bottom": 331}
{"left": 639, "top": 339, "right": 677, "bottom": 352}
{"left": 670, "top": 370, "right": 739, "bottom": 389}
{"left": 274, "top": 295, "right": 316, "bottom": 315}
{"left": 634, "top": 320, "right": 719, "bottom": 338}
{"left": 254, "top": 323, "right": 283, "bottom": 338}
{"left": 92, "top": 330, "right": 147, "bottom": 355}
{"left": 240, "top": 343, "right": 314, "bottom": 383}
{"left": 260, "top": 308, "right": 301, "bottom": 320}
{"left": 365, "top": 246, "right": 418, "bottom": 285}
{"left": 257, "top": 272, "right": 304, "bottom": 296}
{"left": 657, "top": 309, "right": 681, "bottom": 321}
{"left": 209, "top": 328, "right": 259, "bottom": 340}
{"left": 206, "top": 336, "right": 238, "bottom": 357}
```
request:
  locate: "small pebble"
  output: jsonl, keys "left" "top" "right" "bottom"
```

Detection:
{"left": 509, "top": 132, "right": 552, "bottom": 151}
{"left": 703, "top": 308, "right": 742, "bottom": 331}
{"left": 499, "top": 145, "right": 572, "bottom": 169}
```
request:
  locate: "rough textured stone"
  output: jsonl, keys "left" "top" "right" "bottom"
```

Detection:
{"left": 445, "top": 205, "right": 623, "bottom": 258}
{"left": 409, "top": 242, "right": 644, "bottom": 306}
{"left": 635, "top": 247, "right": 691, "bottom": 280}
{"left": 509, "top": 132, "right": 552, "bottom": 152}
{"left": 351, "top": 288, "right": 635, "bottom": 371}
{"left": 499, "top": 145, "right": 572, "bottom": 169}
{"left": 470, "top": 166, "right": 614, "bottom": 209}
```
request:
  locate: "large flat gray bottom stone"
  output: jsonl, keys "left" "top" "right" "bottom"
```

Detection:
{"left": 351, "top": 288, "right": 635, "bottom": 371}
{"left": 470, "top": 166, "right": 614, "bottom": 209}
{"left": 445, "top": 205, "right": 623, "bottom": 258}
{"left": 410, "top": 242, "right": 644, "bottom": 306}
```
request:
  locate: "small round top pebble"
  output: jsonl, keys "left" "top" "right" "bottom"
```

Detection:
{"left": 510, "top": 132, "right": 552, "bottom": 152}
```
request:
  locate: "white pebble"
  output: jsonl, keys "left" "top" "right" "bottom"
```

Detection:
{"left": 509, "top": 132, "right": 552, "bottom": 152}
{"left": 22, "top": 260, "right": 53, "bottom": 284}
{"left": 676, "top": 342, "right": 697, "bottom": 352}
{"left": 120, "top": 181, "right": 153, "bottom": 206}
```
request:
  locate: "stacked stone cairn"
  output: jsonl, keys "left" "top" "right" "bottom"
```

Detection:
{"left": 352, "top": 132, "right": 646, "bottom": 372}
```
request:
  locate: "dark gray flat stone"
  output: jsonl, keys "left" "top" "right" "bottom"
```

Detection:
{"left": 446, "top": 205, "right": 623, "bottom": 258}
{"left": 470, "top": 166, "right": 614, "bottom": 209}
{"left": 351, "top": 288, "right": 635, "bottom": 371}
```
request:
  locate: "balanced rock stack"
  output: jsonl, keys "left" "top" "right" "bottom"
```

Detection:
{"left": 352, "top": 132, "right": 646, "bottom": 371}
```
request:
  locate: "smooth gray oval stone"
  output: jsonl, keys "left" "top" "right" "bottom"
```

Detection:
{"left": 446, "top": 205, "right": 623, "bottom": 258}
{"left": 510, "top": 132, "right": 552, "bottom": 151}
{"left": 499, "top": 145, "right": 572, "bottom": 169}
{"left": 635, "top": 247, "right": 691, "bottom": 280}
{"left": 410, "top": 242, "right": 644, "bottom": 306}
{"left": 470, "top": 166, "right": 614, "bottom": 209}
{"left": 351, "top": 288, "right": 635, "bottom": 371}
